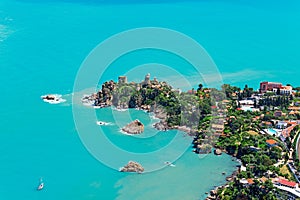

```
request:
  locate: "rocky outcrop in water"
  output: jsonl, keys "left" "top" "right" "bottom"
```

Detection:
{"left": 214, "top": 148, "right": 222, "bottom": 155}
{"left": 120, "top": 161, "right": 144, "bottom": 173}
{"left": 122, "top": 120, "right": 144, "bottom": 134}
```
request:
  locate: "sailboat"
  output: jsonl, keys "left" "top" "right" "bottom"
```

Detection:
{"left": 37, "top": 178, "right": 44, "bottom": 191}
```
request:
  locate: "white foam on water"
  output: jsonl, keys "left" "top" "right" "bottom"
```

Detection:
{"left": 111, "top": 106, "right": 128, "bottom": 112}
{"left": 119, "top": 129, "right": 136, "bottom": 136}
{"left": 41, "top": 94, "right": 67, "bottom": 104}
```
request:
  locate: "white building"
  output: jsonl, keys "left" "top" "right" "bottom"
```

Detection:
{"left": 272, "top": 86, "right": 293, "bottom": 95}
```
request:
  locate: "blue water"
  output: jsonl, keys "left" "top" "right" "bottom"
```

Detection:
{"left": 0, "top": 0, "right": 299, "bottom": 199}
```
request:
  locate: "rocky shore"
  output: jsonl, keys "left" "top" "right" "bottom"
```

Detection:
{"left": 119, "top": 161, "right": 144, "bottom": 173}
{"left": 122, "top": 120, "right": 144, "bottom": 134}
{"left": 81, "top": 74, "right": 199, "bottom": 135}
{"left": 205, "top": 169, "right": 239, "bottom": 200}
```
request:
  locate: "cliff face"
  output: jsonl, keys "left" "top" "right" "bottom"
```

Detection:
{"left": 92, "top": 80, "right": 116, "bottom": 108}
{"left": 120, "top": 161, "right": 144, "bottom": 173}
{"left": 122, "top": 120, "right": 144, "bottom": 134}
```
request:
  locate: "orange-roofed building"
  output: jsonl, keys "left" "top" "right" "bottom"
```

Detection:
{"left": 289, "top": 106, "right": 300, "bottom": 111}
{"left": 247, "top": 179, "right": 255, "bottom": 185}
{"left": 276, "top": 179, "right": 297, "bottom": 188}
{"left": 266, "top": 139, "right": 277, "bottom": 147}
{"left": 288, "top": 121, "right": 297, "bottom": 125}
{"left": 260, "top": 177, "right": 268, "bottom": 183}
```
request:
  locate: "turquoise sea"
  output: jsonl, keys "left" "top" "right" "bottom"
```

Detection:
{"left": 0, "top": 0, "right": 299, "bottom": 199}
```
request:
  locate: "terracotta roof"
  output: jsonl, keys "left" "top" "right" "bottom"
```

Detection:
{"left": 260, "top": 177, "right": 268, "bottom": 183}
{"left": 277, "top": 179, "right": 297, "bottom": 187}
{"left": 266, "top": 139, "right": 277, "bottom": 145}
{"left": 264, "top": 121, "right": 272, "bottom": 125}
{"left": 247, "top": 179, "right": 255, "bottom": 185}
{"left": 282, "top": 124, "right": 297, "bottom": 138}
{"left": 289, "top": 106, "right": 300, "bottom": 111}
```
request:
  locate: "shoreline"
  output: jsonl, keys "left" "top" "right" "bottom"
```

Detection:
{"left": 205, "top": 156, "right": 240, "bottom": 200}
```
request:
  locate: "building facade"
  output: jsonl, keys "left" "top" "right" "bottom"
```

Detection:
{"left": 260, "top": 81, "right": 282, "bottom": 93}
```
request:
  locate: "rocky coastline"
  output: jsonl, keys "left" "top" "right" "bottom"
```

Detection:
{"left": 81, "top": 74, "right": 245, "bottom": 198}
{"left": 205, "top": 168, "right": 239, "bottom": 200}
{"left": 81, "top": 74, "right": 199, "bottom": 135}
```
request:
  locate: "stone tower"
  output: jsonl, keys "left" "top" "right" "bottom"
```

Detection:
{"left": 144, "top": 73, "right": 150, "bottom": 85}
{"left": 118, "top": 76, "right": 127, "bottom": 84}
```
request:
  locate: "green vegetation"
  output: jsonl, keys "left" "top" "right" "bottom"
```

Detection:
{"left": 91, "top": 77, "right": 300, "bottom": 199}
{"left": 217, "top": 179, "right": 277, "bottom": 200}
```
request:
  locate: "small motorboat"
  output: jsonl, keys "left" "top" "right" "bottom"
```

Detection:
{"left": 164, "top": 161, "right": 176, "bottom": 167}
{"left": 37, "top": 178, "right": 44, "bottom": 191}
{"left": 37, "top": 182, "right": 44, "bottom": 191}
{"left": 96, "top": 121, "right": 106, "bottom": 125}
{"left": 96, "top": 121, "right": 111, "bottom": 126}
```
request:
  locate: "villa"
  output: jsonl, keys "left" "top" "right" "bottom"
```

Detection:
{"left": 272, "top": 85, "right": 294, "bottom": 95}
{"left": 239, "top": 178, "right": 255, "bottom": 187}
{"left": 237, "top": 98, "right": 260, "bottom": 112}
{"left": 259, "top": 81, "right": 294, "bottom": 95}
{"left": 260, "top": 81, "right": 282, "bottom": 93}
{"left": 276, "top": 121, "right": 288, "bottom": 129}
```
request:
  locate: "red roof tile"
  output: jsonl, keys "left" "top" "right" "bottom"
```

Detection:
{"left": 266, "top": 139, "right": 277, "bottom": 145}
{"left": 278, "top": 179, "right": 297, "bottom": 187}
{"left": 247, "top": 179, "right": 255, "bottom": 185}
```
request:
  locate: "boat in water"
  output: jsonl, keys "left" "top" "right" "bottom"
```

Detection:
{"left": 164, "top": 161, "right": 176, "bottom": 167}
{"left": 37, "top": 178, "right": 44, "bottom": 191}
{"left": 96, "top": 121, "right": 112, "bottom": 126}
{"left": 41, "top": 94, "right": 66, "bottom": 104}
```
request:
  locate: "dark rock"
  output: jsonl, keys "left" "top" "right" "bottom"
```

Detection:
{"left": 122, "top": 119, "right": 144, "bottom": 134}
{"left": 214, "top": 149, "right": 222, "bottom": 155}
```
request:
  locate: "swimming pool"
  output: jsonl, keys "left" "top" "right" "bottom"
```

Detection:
{"left": 264, "top": 128, "right": 280, "bottom": 137}
{"left": 268, "top": 128, "right": 277, "bottom": 134}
